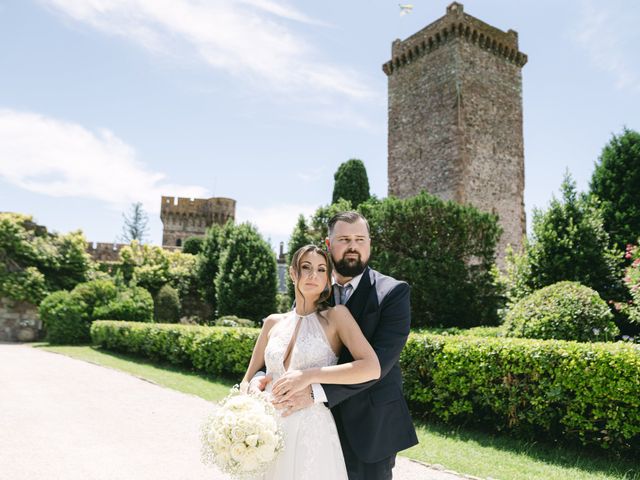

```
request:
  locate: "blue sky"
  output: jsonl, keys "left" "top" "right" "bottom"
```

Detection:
{"left": 1, "top": 0, "right": 638, "bottom": 252}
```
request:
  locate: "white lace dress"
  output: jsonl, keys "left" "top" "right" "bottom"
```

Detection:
{"left": 259, "top": 311, "right": 348, "bottom": 480}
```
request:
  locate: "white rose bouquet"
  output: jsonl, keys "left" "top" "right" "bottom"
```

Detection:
{"left": 201, "top": 387, "right": 284, "bottom": 478}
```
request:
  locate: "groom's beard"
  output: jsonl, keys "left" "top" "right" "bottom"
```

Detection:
{"left": 333, "top": 250, "right": 368, "bottom": 277}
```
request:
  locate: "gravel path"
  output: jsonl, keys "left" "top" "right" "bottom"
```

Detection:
{"left": 0, "top": 343, "right": 467, "bottom": 480}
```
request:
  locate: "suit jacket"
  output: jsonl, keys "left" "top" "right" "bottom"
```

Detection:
{"left": 323, "top": 267, "right": 418, "bottom": 463}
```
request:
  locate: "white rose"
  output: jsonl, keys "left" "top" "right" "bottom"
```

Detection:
{"left": 245, "top": 434, "right": 259, "bottom": 447}
{"left": 230, "top": 442, "right": 248, "bottom": 462}
{"left": 256, "top": 444, "right": 277, "bottom": 463}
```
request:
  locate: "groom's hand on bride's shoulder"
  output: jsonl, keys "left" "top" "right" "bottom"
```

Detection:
{"left": 273, "top": 386, "right": 313, "bottom": 417}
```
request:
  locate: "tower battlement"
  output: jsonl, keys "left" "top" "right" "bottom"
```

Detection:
{"left": 383, "top": 2, "right": 527, "bottom": 77}
{"left": 160, "top": 196, "right": 236, "bottom": 247}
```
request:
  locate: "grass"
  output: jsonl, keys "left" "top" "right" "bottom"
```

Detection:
{"left": 404, "top": 421, "right": 639, "bottom": 480}
{"left": 33, "top": 343, "right": 234, "bottom": 402}
{"left": 34, "top": 343, "right": 640, "bottom": 480}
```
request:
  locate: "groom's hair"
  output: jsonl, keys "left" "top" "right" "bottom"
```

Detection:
{"left": 327, "top": 211, "right": 370, "bottom": 236}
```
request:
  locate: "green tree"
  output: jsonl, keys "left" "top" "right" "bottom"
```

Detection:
{"left": 154, "top": 284, "right": 181, "bottom": 323}
{"left": 505, "top": 173, "right": 623, "bottom": 304}
{"left": 182, "top": 236, "right": 204, "bottom": 255}
{"left": 197, "top": 222, "right": 233, "bottom": 317}
{"left": 589, "top": 128, "right": 640, "bottom": 250}
{"left": 121, "top": 202, "right": 149, "bottom": 243}
{"left": 309, "top": 198, "right": 353, "bottom": 246}
{"left": 359, "top": 192, "right": 502, "bottom": 328}
{"left": 0, "top": 213, "right": 91, "bottom": 304}
{"left": 286, "top": 214, "right": 314, "bottom": 299}
{"left": 332, "top": 158, "right": 370, "bottom": 207}
{"left": 215, "top": 223, "right": 277, "bottom": 321}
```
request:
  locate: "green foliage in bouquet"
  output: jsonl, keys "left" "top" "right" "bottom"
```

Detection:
{"left": 503, "top": 281, "right": 619, "bottom": 341}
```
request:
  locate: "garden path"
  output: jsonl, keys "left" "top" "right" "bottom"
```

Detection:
{"left": 0, "top": 343, "right": 468, "bottom": 480}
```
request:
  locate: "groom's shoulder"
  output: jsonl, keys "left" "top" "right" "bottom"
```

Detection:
{"left": 368, "top": 268, "right": 409, "bottom": 303}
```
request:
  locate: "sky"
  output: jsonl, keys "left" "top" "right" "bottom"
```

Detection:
{"left": 1, "top": 0, "right": 639, "bottom": 253}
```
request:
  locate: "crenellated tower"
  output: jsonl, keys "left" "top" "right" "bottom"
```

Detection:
{"left": 384, "top": 2, "right": 527, "bottom": 264}
{"left": 160, "top": 196, "right": 236, "bottom": 248}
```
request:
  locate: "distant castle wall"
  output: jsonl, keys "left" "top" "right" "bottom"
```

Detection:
{"left": 160, "top": 196, "right": 236, "bottom": 248}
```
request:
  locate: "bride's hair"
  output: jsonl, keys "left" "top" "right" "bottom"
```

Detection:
{"left": 290, "top": 244, "right": 333, "bottom": 314}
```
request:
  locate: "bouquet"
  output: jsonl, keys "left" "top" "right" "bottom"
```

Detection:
{"left": 201, "top": 387, "right": 284, "bottom": 478}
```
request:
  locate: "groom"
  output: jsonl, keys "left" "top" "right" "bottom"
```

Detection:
{"left": 265, "top": 211, "right": 418, "bottom": 480}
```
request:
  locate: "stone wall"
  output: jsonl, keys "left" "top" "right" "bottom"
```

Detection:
{"left": 0, "top": 297, "right": 42, "bottom": 342}
{"left": 384, "top": 2, "right": 527, "bottom": 266}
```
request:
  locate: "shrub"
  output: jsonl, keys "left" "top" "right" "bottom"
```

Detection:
{"left": 215, "top": 223, "right": 277, "bottom": 321}
{"left": 503, "top": 281, "right": 619, "bottom": 341}
{"left": 154, "top": 284, "right": 180, "bottom": 323}
{"left": 503, "top": 174, "right": 623, "bottom": 305}
{"left": 91, "top": 321, "right": 640, "bottom": 454}
{"left": 214, "top": 315, "right": 256, "bottom": 328}
{"left": 70, "top": 279, "right": 118, "bottom": 320}
{"left": 91, "top": 321, "right": 258, "bottom": 375}
{"left": 401, "top": 333, "right": 640, "bottom": 453}
{"left": 182, "top": 236, "right": 204, "bottom": 255}
{"left": 39, "top": 290, "right": 89, "bottom": 344}
{"left": 94, "top": 286, "right": 154, "bottom": 322}
{"left": 0, "top": 213, "right": 91, "bottom": 304}
{"left": 359, "top": 192, "right": 502, "bottom": 328}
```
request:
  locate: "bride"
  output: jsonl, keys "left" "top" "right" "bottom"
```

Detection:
{"left": 241, "top": 244, "right": 380, "bottom": 479}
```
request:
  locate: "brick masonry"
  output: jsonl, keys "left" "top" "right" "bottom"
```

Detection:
{"left": 384, "top": 2, "right": 527, "bottom": 266}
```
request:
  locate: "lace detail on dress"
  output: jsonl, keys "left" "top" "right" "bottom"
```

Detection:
{"left": 259, "top": 310, "right": 347, "bottom": 480}
{"left": 264, "top": 310, "right": 338, "bottom": 381}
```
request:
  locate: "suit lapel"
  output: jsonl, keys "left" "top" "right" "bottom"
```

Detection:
{"left": 345, "top": 267, "right": 373, "bottom": 326}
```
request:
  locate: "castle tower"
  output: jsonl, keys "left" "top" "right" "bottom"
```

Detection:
{"left": 383, "top": 2, "right": 527, "bottom": 263}
{"left": 160, "top": 196, "right": 236, "bottom": 248}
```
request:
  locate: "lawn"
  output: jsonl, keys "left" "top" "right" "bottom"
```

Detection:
{"left": 36, "top": 344, "right": 639, "bottom": 480}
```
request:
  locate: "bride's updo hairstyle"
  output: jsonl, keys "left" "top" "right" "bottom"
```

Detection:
{"left": 290, "top": 244, "right": 333, "bottom": 313}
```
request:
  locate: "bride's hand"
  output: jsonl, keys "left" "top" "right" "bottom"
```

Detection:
{"left": 271, "top": 370, "right": 310, "bottom": 400}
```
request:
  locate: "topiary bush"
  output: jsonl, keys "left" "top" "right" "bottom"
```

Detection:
{"left": 214, "top": 315, "right": 256, "bottom": 328}
{"left": 504, "top": 281, "right": 619, "bottom": 341}
{"left": 154, "top": 284, "right": 180, "bottom": 323}
{"left": 39, "top": 290, "right": 90, "bottom": 344}
{"left": 94, "top": 286, "right": 154, "bottom": 322}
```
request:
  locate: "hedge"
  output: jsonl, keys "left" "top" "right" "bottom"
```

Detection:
{"left": 90, "top": 321, "right": 640, "bottom": 453}
{"left": 402, "top": 334, "right": 640, "bottom": 453}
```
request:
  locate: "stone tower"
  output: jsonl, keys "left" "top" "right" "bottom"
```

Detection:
{"left": 160, "top": 196, "right": 236, "bottom": 248}
{"left": 383, "top": 2, "right": 527, "bottom": 263}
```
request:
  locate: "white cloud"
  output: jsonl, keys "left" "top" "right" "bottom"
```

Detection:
{"left": 41, "top": 0, "right": 373, "bottom": 100}
{"left": 573, "top": 1, "right": 640, "bottom": 92}
{"left": 0, "top": 108, "right": 208, "bottom": 214}
{"left": 236, "top": 203, "right": 316, "bottom": 239}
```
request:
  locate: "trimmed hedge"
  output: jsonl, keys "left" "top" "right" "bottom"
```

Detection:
{"left": 402, "top": 334, "right": 640, "bottom": 453}
{"left": 91, "top": 321, "right": 257, "bottom": 376}
{"left": 90, "top": 321, "right": 640, "bottom": 453}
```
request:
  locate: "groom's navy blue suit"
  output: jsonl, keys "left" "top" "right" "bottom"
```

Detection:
{"left": 324, "top": 267, "right": 418, "bottom": 480}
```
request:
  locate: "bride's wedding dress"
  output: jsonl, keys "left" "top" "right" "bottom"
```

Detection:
{"left": 259, "top": 310, "right": 348, "bottom": 480}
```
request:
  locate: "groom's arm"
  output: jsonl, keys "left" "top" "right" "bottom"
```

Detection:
{"left": 321, "top": 282, "right": 411, "bottom": 409}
